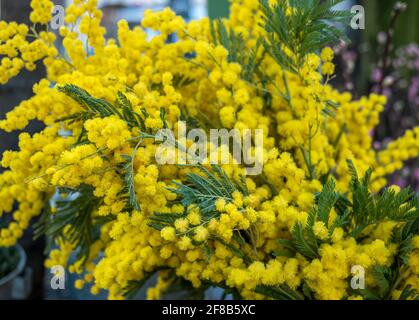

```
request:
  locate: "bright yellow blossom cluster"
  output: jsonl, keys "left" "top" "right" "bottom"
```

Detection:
{"left": 0, "top": 0, "right": 418, "bottom": 300}
{"left": 30, "top": 0, "right": 54, "bottom": 24}
{"left": 0, "top": 21, "right": 57, "bottom": 84}
{"left": 320, "top": 47, "right": 335, "bottom": 76}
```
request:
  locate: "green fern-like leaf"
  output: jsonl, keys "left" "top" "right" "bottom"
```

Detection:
{"left": 399, "top": 285, "right": 419, "bottom": 300}
{"left": 148, "top": 164, "right": 254, "bottom": 263}
{"left": 119, "top": 142, "right": 142, "bottom": 213}
{"left": 347, "top": 160, "right": 419, "bottom": 238}
{"left": 116, "top": 91, "right": 146, "bottom": 130}
{"left": 58, "top": 85, "right": 155, "bottom": 134}
{"left": 316, "top": 178, "right": 339, "bottom": 224}
{"left": 213, "top": 236, "right": 252, "bottom": 264}
{"left": 58, "top": 84, "right": 122, "bottom": 119}
{"left": 39, "top": 185, "right": 100, "bottom": 264}
{"left": 391, "top": 218, "right": 419, "bottom": 265}
{"left": 372, "top": 266, "right": 394, "bottom": 298}
{"left": 172, "top": 74, "right": 195, "bottom": 88}
{"left": 259, "top": 0, "right": 351, "bottom": 73}
{"left": 291, "top": 221, "right": 319, "bottom": 260}
{"left": 148, "top": 212, "right": 187, "bottom": 231}
{"left": 210, "top": 19, "right": 263, "bottom": 81}
{"left": 167, "top": 164, "right": 244, "bottom": 217}
{"left": 277, "top": 179, "right": 344, "bottom": 259}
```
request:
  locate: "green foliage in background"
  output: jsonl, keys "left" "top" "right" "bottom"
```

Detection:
{"left": 208, "top": 0, "right": 230, "bottom": 18}
{"left": 362, "top": 0, "right": 419, "bottom": 47}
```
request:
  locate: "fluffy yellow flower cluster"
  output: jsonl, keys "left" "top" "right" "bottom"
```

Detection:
{"left": 0, "top": 21, "right": 57, "bottom": 84}
{"left": 30, "top": 0, "right": 54, "bottom": 25}
{"left": 0, "top": 0, "right": 418, "bottom": 300}
{"left": 320, "top": 47, "right": 335, "bottom": 76}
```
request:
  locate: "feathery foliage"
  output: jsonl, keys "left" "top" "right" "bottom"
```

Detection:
{"left": 118, "top": 141, "right": 142, "bottom": 213}
{"left": 148, "top": 164, "right": 253, "bottom": 264}
{"left": 116, "top": 91, "right": 144, "bottom": 130}
{"left": 275, "top": 160, "right": 419, "bottom": 259}
{"left": 353, "top": 221, "right": 419, "bottom": 300}
{"left": 212, "top": 236, "right": 252, "bottom": 264}
{"left": 290, "top": 218, "right": 319, "bottom": 260}
{"left": 210, "top": 19, "right": 263, "bottom": 81}
{"left": 259, "top": 0, "right": 351, "bottom": 73}
{"left": 58, "top": 84, "right": 123, "bottom": 120}
{"left": 391, "top": 219, "right": 419, "bottom": 264}
{"left": 399, "top": 285, "right": 419, "bottom": 300}
{"left": 315, "top": 179, "right": 339, "bottom": 224}
{"left": 148, "top": 164, "right": 248, "bottom": 230}
{"left": 148, "top": 212, "right": 188, "bottom": 232}
{"left": 168, "top": 164, "right": 249, "bottom": 216}
{"left": 322, "top": 100, "right": 340, "bottom": 118}
{"left": 172, "top": 74, "right": 195, "bottom": 88}
{"left": 347, "top": 160, "right": 419, "bottom": 238}
{"left": 262, "top": 160, "right": 419, "bottom": 300}
{"left": 34, "top": 185, "right": 100, "bottom": 264}
{"left": 58, "top": 84, "right": 151, "bottom": 132}
{"left": 276, "top": 179, "right": 342, "bottom": 260}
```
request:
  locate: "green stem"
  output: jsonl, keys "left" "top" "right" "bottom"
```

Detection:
{"left": 281, "top": 73, "right": 298, "bottom": 118}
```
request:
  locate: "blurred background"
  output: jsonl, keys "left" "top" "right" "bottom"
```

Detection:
{"left": 0, "top": 0, "right": 418, "bottom": 299}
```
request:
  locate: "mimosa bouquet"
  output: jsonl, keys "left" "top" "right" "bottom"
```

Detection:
{"left": 0, "top": 0, "right": 418, "bottom": 300}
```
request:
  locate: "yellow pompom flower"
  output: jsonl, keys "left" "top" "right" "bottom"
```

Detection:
{"left": 174, "top": 218, "right": 189, "bottom": 233}
{"left": 194, "top": 226, "right": 209, "bottom": 242}
{"left": 313, "top": 221, "right": 329, "bottom": 240}
{"left": 161, "top": 227, "right": 177, "bottom": 242}
{"left": 321, "top": 62, "right": 335, "bottom": 76}
{"left": 321, "top": 47, "right": 334, "bottom": 62}
{"left": 30, "top": 0, "right": 54, "bottom": 24}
